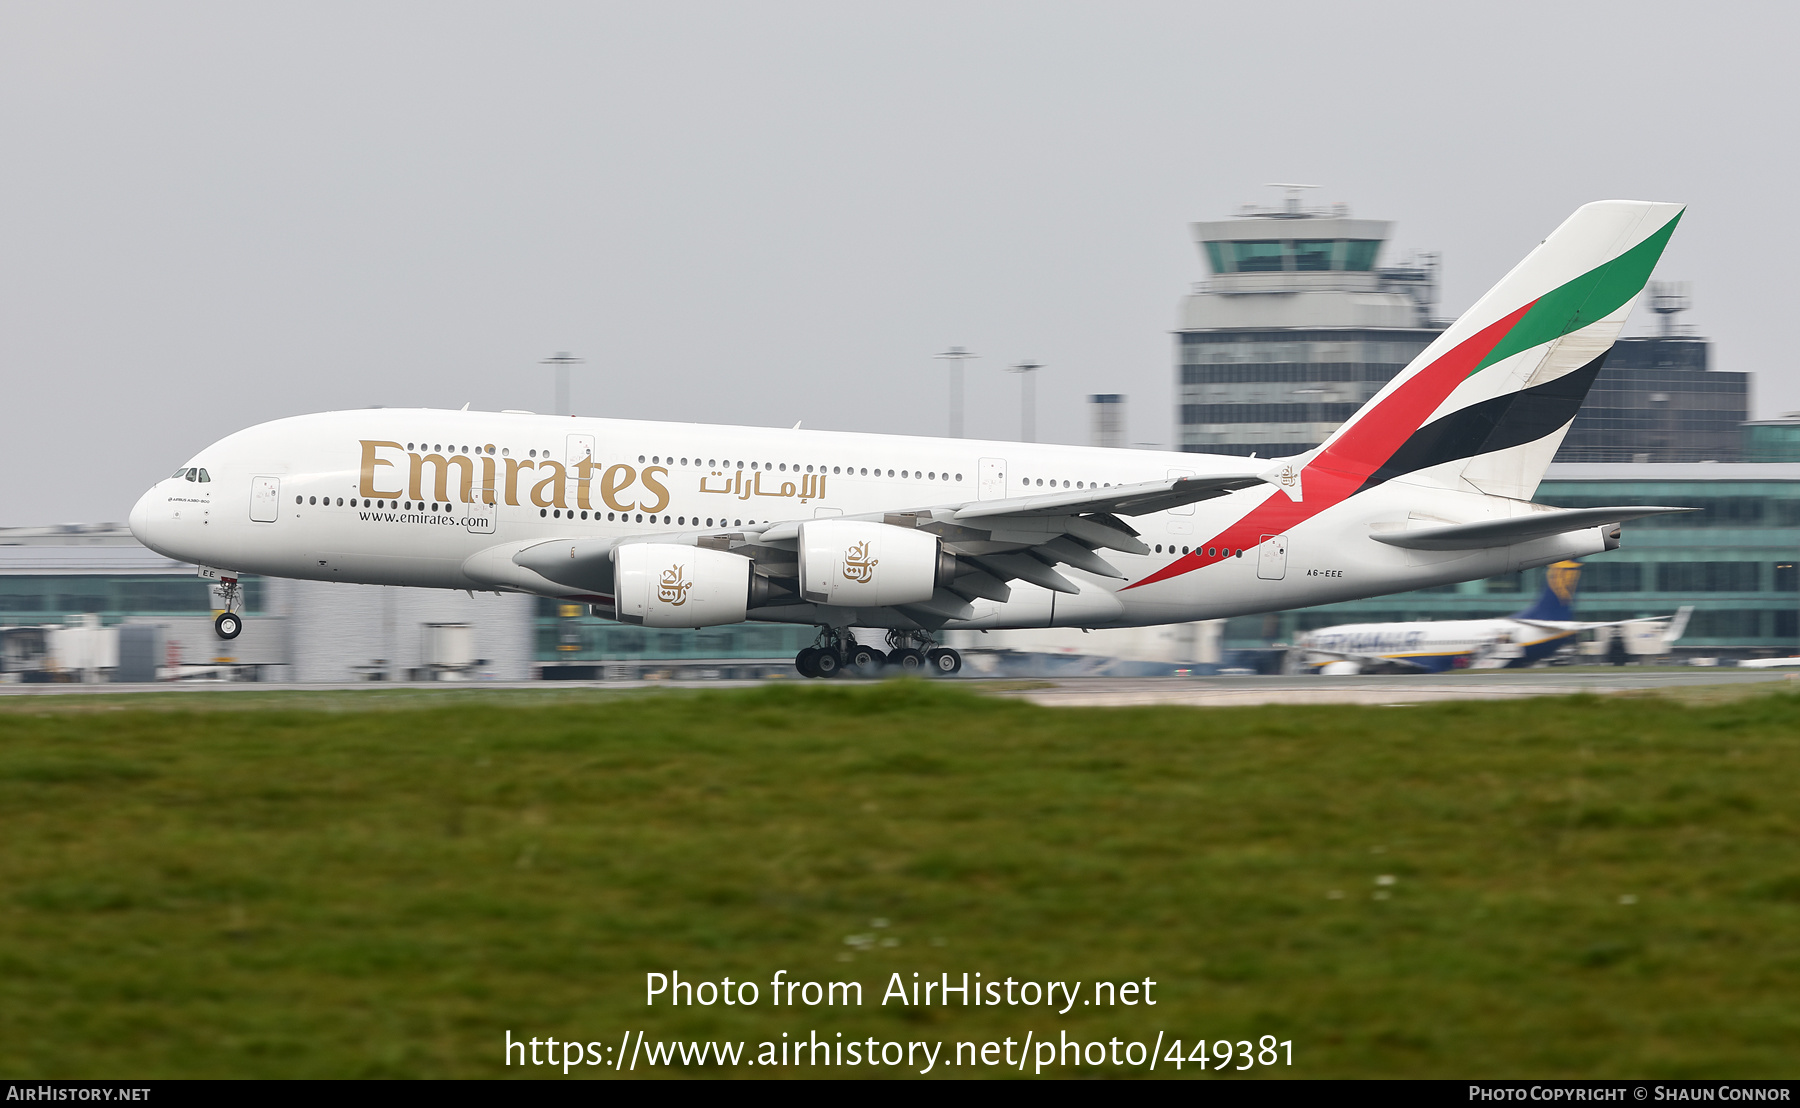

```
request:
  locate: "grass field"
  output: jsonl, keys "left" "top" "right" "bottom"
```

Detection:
{"left": 1, "top": 683, "right": 1797, "bottom": 1078}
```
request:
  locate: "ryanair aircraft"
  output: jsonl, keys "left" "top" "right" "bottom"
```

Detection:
{"left": 1291, "top": 560, "right": 1693, "bottom": 674}
{"left": 131, "top": 200, "right": 1693, "bottom": 678}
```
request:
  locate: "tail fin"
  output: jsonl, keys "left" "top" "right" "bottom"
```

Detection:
{"left": 1512, "top": 560, "right": 1582, "bottom": 621}
{"left": 1305, "top": 200, "right": 1684, "bottom": 501}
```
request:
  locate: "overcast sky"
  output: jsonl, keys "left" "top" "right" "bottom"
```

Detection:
{"left": 4, "top": 1, "right": 1795, "bottom": 526}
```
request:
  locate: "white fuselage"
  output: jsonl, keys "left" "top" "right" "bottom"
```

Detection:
{"left": 1298, "top": 617, "right": 1573, "bottom": 672}
{"left": 129, "top": 408, "right": 1612, "bottom": 630}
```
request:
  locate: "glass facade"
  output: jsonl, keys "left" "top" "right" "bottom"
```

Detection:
{"left": 1554, "top": 338, "right": 1747, "bottom": 463}
{"left": 1222, "top": 469, "right": 1800, "bottom": 657}
{"left": 1744, "top": 421, "right": 1800, "bottom": 463}
{"left": 1176, "top": 328, "right": 1439, "bottom": 457}
{"left": 1204, "top": 239, "right": 1383, "bottom": 274}
{"left": 0, "top": 574, "right": 264, "bottom": 622}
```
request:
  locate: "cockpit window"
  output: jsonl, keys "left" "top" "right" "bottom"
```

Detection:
{"left": 172, "top": 467, "right": 189, "bottom": 479}
{"left": 197, "top": 469, "right": 211, "bottom": 482}
{"left": 185, "top": 468, "right": 198, "bottom": 482}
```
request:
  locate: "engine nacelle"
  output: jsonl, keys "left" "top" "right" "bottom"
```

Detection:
{"left": 613, "top": 543, "right": 765, "bottom": 627}
{"left": 798, "top": 519, "right": 955, "bottom": 607}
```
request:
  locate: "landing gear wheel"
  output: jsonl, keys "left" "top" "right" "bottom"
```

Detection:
{"left": 888, "top": 648, "right": 927, "bottom": 674}
{"left": 927, "top": 648, "right": 961, "bottom": 676}
{"left": 812, "top": 650, "right": 844, "bottom": 679}
{"left": 847, "top": 644, "right": 887, "bottom": 677}
{"left": 214, "top": 611, "right": 243, "bottom": 640}
{"left": 795, "top": 648, "right": 821, "bottom": 678}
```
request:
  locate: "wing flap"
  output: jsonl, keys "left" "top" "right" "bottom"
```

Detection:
{"left": 970, "top": 552, "right": 1080, "bottom": 595}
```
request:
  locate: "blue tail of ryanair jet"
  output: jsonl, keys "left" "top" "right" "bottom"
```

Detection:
{"left": 1511, "top": 561, "right": 1582, "bottom": 621}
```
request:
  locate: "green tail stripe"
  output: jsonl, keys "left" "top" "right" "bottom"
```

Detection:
{"left": 1472, "top": 209, "right": 1683, "bottom": 375}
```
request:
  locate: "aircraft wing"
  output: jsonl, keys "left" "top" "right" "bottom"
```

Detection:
{"left": 749, "top": 471, "right": 1268, "bottom": 602}
{"left": 1371, "top": 506, "right": 1697, "bottom": 551}
{"left": 1513, "top": 607, "right": 1693, "bottom": 636}
{"left": 500, "top": 469, "right": 1270, "bottom": 617}
{"left": 948, "top": 473, "right": 1267, "bottom": 520}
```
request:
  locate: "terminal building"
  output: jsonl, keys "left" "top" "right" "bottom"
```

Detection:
{"left": 1553, "top": 287, "right": 1749, "bottom": 463}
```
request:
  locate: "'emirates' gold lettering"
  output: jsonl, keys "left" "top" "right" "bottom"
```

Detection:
{"left": 574, "top": 457, "right": 598, "bottom": 511}
{"left": 601, "top": 464, "right": 637, "bottom": 512}
{"left": 530, "top": 462, "right": 569, "bottom": 508}
{"left": 504, "top": 458, "right": 535, "bottom": 506}
{"left": 359, "top": 440, "right": 405, "bottom": 499}
{"left": 355, "top": 440, "right": 815, "bottom": 515}
{"left": 411, "top": 453, "right": 474, "bottom": 503}
{"left": 639, "top": 466, "right": 670, "bottom": 513}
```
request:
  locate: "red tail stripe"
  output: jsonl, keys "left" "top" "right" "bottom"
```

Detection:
{"left": 1311, "top": 301, "right": 1537, "bottom": 478}
{"left": 1124, "top": 300, "right": 1536, "bottom": 591}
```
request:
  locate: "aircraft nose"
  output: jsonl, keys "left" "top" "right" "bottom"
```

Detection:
{"left": 128, "top": 487, "right": 157, "bottom": 549}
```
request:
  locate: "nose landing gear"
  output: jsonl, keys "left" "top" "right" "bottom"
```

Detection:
{"left": 212, "top": 575, "right": 244, "bottom": 640}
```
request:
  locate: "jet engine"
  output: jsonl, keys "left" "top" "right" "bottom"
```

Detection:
{"left": 613, "top": 544, "right": 770, "bottom": 627}
{"left": 797, "top": 519, "right": 956, "bottom": 607}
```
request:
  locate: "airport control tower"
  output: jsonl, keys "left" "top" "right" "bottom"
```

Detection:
{"left": 1176, "top": 187, "right": 1442, "bottom": 457}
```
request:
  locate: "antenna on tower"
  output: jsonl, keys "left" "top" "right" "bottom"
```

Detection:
{"left": 1646, "top": 282, "right": 1691, "bottom": 338}
{"left": 1263, "top": 182, "right": 1319, "bottom": 217}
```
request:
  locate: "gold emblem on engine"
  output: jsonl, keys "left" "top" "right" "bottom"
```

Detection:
{"left": 658, "top": 564, "right": 693, "bottom": 606}
{"left": 842, "top": 541, "right": 878, "bottom": 584}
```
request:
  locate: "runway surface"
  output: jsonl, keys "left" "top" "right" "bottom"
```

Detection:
{"left": 999, "top": 668, "right": 1799, "bottom": 708}
{"left": 2, "top": 667, "right": 1795, "bottom": 706}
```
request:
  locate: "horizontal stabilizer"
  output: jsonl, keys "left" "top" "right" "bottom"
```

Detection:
{"left": 1371, "top": 506, "right": 1695, "bottom": 551}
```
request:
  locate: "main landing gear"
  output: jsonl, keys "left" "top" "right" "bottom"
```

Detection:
{"left": 213, "top": 576, "right": 244, "bottom": 640}
{"left": 792, "top": 628, "right": 960, "bottom": 679}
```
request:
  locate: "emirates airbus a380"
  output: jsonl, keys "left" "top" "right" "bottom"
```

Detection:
{"left": 131, "top": 200, "right": 1692, "bottom": 677}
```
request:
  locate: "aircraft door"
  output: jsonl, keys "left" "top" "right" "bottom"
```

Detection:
{"left": 979, "top": 458, "right": 1008, "bottom": 500}
{"left": 1166, "top": 468, "right": 1196, "bottom": 514}
{"left": 1257, "top": 533, "right": 1288, "bottom": 580}
{"left": 566, "top": 435, "right": 595, "bottom": 468}
{"left": 250, "top": 477, "right": 280, "bottom": 523}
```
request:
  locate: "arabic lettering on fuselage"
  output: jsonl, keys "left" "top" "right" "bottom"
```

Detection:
{"left": 696, "top": 470, "right": 827, "bottom": 503}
